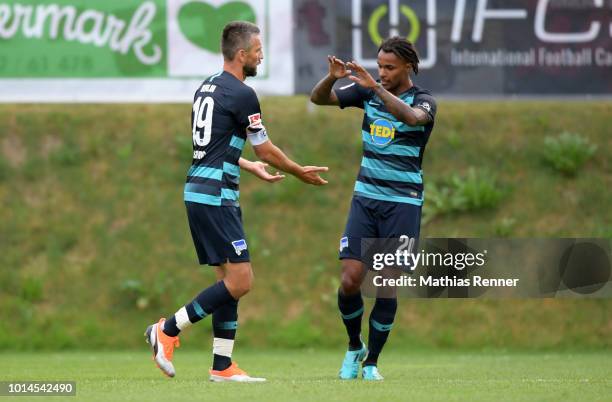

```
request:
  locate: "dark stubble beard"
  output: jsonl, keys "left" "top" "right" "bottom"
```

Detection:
{"left": 243, "top": 64, "right": 257, "bottom": 77}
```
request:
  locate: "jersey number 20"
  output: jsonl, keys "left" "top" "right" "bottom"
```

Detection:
{"left": 192, "top": 96, "right": 214, "bottom": 146}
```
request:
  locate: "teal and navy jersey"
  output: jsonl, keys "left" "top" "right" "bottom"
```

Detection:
{"left": 335, "top": 83, "right": 437, "bottom": 206}
{"left": 184, "top": 71, "right": 262, "bottom": 207}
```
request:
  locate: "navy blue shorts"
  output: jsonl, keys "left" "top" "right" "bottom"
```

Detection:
{"left": 339, "top": 196, "right": 422, "bottom": 261}
{"left": 185, "top": 201, "right": 250, "bottom": 266}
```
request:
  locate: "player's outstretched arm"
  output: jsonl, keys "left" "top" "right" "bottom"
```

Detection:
{"left": 310, "top": 56, "right": 352, "bottom": 106}
{"left": 346, "top": 61, "right": 431, "bottom": 126}
{"left": 252, "top": 141, "right": 328, "bottom": 186}
{"left": 238, "top": 157, "right": 285, "bottom": 183}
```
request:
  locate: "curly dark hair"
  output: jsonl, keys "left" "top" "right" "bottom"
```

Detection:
{"left": 378, "top": 36, "right": 420, "bottom": 74}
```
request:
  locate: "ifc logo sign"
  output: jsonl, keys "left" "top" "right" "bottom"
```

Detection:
{"left": 351, "top": 0, "right": 437, "bottom": 69}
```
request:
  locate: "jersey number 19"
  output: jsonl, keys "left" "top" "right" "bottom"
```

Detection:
{"left": 192, "top": 96, "right": 214, "bottom": 147}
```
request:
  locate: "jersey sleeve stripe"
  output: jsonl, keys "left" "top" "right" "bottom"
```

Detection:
{"left": 229, "top": 135, "right": 245, "bottom": 150}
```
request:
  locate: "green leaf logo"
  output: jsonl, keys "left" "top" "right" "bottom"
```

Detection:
{"left": 177, "top": 1, "right": 256, "bottom": 53}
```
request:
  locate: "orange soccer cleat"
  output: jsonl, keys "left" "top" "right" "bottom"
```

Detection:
{"left": 144, "top": 318, "right": 180, "bottom": 377}
{"left": 209, "top": 362, "right": 266, "bottom": 383}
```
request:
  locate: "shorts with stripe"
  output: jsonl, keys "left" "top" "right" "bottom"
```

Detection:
{"left": 185, "top": 201, "right": 250, "bottom": 266}
{"left": 339, "top": 195, "right": 421, "bottom": 261}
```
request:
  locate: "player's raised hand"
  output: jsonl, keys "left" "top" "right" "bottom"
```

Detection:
{"left": 328, "top": 56, "right": 351, "bottom": 79}
{"left": 249, "top": 161, "right": 285, "bottom": 183}
{"left": 298, "top": 166, "right": 329, "bottom": 186}
{"left": 346, "top": 61, "right": 378, "bottom": 89}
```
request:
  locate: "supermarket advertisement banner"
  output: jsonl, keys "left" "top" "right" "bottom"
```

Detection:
{"left": 0, "top": 0, "right": 294, "bottom": 101}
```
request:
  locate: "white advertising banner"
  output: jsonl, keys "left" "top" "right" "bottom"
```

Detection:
{"left": 0, "top": 0, "right": 294, "bottom": 102}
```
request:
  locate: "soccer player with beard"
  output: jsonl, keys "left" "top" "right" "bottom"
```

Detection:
{"left": 310, "top": 37, "right": 437, "bottom": 380}
{"left": 145, "top": 21, "right": 328, "bottom": 382}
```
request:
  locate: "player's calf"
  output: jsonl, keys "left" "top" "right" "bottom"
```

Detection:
{"left": 364, "top": 298, "right": 397, "bottom": 367}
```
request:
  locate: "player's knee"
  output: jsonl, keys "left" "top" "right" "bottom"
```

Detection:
{"left": 225, "top": 267, "right": 253, "bottom": 298}
{"left": 340, "top": 272, "right": 361, "bottom": 294}
{"left": 340, "top": 260, "right": 364, "bottom": 294}
{"left": 226, "top": 280, "right": 250, "bottom": 299}
{"left": 241, "top": 271, "right": 254, "bottom": 295}
{"left": 233, "top": 283, "right": 251, "bottom": 298}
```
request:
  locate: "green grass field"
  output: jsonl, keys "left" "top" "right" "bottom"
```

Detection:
{"left": 0, "top": 101, "right": 610, "bottom": 351}
{"left": 1, "top": 101, "right": 610, "bottom": 400}
{"left": 2, "top": 349, "right": 610, "bottom": 401}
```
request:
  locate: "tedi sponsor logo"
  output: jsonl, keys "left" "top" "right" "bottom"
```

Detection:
{"left": 369, "top": 118, "right": 395, "bottom": 146}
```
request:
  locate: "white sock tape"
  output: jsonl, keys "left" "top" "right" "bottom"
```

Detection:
{"left": 175, "top": 307, "right": 191, "bottom": 330}
{"left": 213, "top": 337, "right": 235, "bottom": 358}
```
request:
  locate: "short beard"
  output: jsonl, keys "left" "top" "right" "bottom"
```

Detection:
{"left": 243, "top": 64, "right": 257, "bottom": 77}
